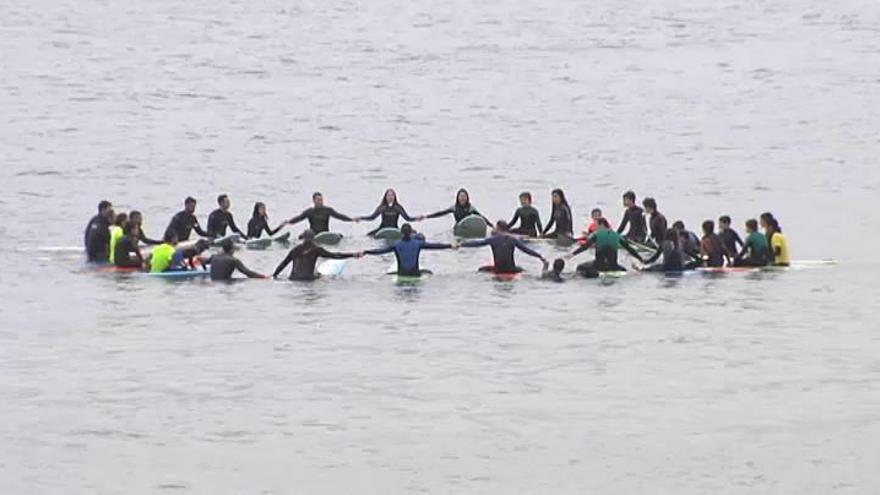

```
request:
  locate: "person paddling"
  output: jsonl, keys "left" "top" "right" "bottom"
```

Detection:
{"left": 204, "top": 239, "right": 266, "bottom": 280}
{"left": 247, "top": 202, "right": 284, "bottom": 239}
{"left": 84, "top": 200, "right": 114, "bottom": 263}
{"left": 460, "top": 220, "right": 548, "bottom": 275}
{"left": 273, "top": 229, "right": 360, "bottom": 281}
{"left": 286, "top": 192, "right": 357, "bottom": 234}
{"left": 207, "top": 194, "right": 247, "bottom": 239}
{"left": 363, "top": 223, "right": 455, "bottom": 277}
{"left": 358, "top": 189, "right": 417, "bottom": 237}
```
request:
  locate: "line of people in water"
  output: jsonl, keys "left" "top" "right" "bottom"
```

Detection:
{"left": 84, "top": 188, "right": 790, "bottom": 281}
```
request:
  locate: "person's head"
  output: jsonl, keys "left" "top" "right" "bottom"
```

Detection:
{"left": 123, "top": 221, "right": 137, "bottom": 237}
{"left": 163, "top": 230, "right": 179, "bottom": 244}
{"left": 643, "top": 197, "right": 657, "bottom": 214}
{"left": 551, "top": 188, "right": 568, "bottom": 207}
{"left": 623, "top": 191, "right": 636, "bottom": 207}
{"left": 114, "top": 212, "right": 128, "bottom": 227}
{"left": 759, "top": 212, "right": 774, "bottom": 230}
{"left": 312, "top": 192, "right": 324, "bottom": 208}
{"left": 220, "top": 239, "right": 235, "bottom": 254}
{"left": 382, "top": 189, "right": 398, "bottom": 206}
{"left": 217, "top": 194, "right": 230, "bottom": 210}
{"left": 184, "top": 196, "right": 197, "bottom": 213}
{"left": 130, "top": 210, "right": 143, "bottom": 226}
{"left": 553, "top": 258, "right": 565, "bottom": 274}
{"left": 672, "top": 220, "right": 685, "bottom": 231}
{"left": 494, "top": 220, "right": 510, "bottom": 234}
{"left": 299, "top": 228, "right": 315, "bottom": 241}
{"left": 702, "top": 220, "right": 715, "bottom": 236}
{"left": 768, "top": 218, "right": 782, "bottom": 233}
{"left": 591, "top": 208, "right": 602, "bottom": 220}
{"left": 98, "top": 200, "right": 113, "bottom": 214}
{"left": 519, "top": 192, "right": 532, "bottom": 207}
{"left": 252, "top": 202, "right": 266, "bottom": 219}
{"left": 745, "top": 219, "right": 758, "bottom": 233}
{"left": 666, "top": 228, "right": 680, "bottom": 246}
{"left": 193, "top": 239, "right": 211, "bottom": 253}
{"left": 597, "top": 217, "right": 611, "bottom": 230}
{"left": 719, "top": 215, "right": 731, "bottom": 230}
{"left": 456, "top": 188, "right": 470, "bottom": 207}
{"left": 400, "top": 223, "right": 414, "bottom": 240}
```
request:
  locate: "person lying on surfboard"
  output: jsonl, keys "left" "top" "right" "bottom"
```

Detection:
{"left": 507, "top": 191, "right": 543, "bottom": 237}
{"left": 423, "top": 188, "right": 492, "bottom": 225}
{"left": 247, "top": 202, "right": 285, "bottom": 239}
{"left": 207, "top": 194, "right": 248, "bottom": 240}
{"left": 567, "top": 218, "right": 644, "bottom": 278}
{"left": 273, "top": 229, "right": 361, "bottom": 281}
{"left": 204, "top": 239, "right": 266, "bottom": 281}
{"left": 363, "top": 223, "right": 455, "bottom": 277}
{"left": 358, "top": 189, "right": 418, "bottom": 237}
{"left": 170, "top": 239, "right": 212, "bottom": 272}
{"left": 542, "top": 188, "right": 574, "bottom": 240}
{"left": 286, "top": 192, "right": 358, "bottom": 235}
{"left": 460, "top": 220, "right": 548, "bottom": 275}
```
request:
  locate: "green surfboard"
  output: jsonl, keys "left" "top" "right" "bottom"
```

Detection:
{"left": 314, "top": 231, "right": 343, "bottom": 245}
{"left": 453, "top": 215, "right": 488, "bottom": 238}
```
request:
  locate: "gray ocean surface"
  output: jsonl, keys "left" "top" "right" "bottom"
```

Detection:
{"left": 2, "top": 0, "right": 880, "bottom": 493}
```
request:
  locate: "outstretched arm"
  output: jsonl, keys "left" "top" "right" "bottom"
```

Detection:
{"left": 620, "top": 239, "right": 645, "bottom": 263}
{"left": 508, "top": 210, "right": 521, "bottom": 228}
{"left": 617, "top": 212, "right": 629, "bottom": 234}
{"left": 471, "top": 208, "right": 492, "bottom": 225}
{"left": 398, "top": 204, "right": 416, "bottom": 222}
{"left": 364, "top": 245, "right": 395, "bottom": 256}
{"left": 193, "top": 220, "right": 210, "bottom": 238}
{"left": 317, "top": 247, "right": 355, "bottom": 260}
{"left": 272, "top": 251, "right": 295, "bottom": 278}
{"left": 229, "top": 215, "right": 247, "bottom": 238}
{"left": 287, "top": 209, "right": 310, "bottom": 225}
{"left": 570, "top": 238, "right": 594, "bottom": 257}
{"left": 514, "top": 239, "right": 544, "bottom": 260}
{"left": 359, "top": 206, "right": 382, "bottom": 222}
{"left": 422, "top": 242, "right": 453, "bottom": 250}
{"left": 542, "top": 215, "right": 556, "bottom": 235}
{"left": 461, "top": 238, "right": 491, "bottom": 248}
{"left": 328, "top": 208, "right": 354, "bottom": 222}
{"left": 235, "top": 259, "right": 265, "bottom": 279}
{"left": 425, "top": 207, "right": 454, "bottom": 219}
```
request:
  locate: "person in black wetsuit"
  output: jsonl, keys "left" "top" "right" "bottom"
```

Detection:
{"left": 287, "top": 192, "right": 357, "bottom": 234}
{"left": 542, "top": 188, "right": 573, "bottom": 239}
{"left": 617, "top": 191, "right": 647, "bottom": 242}
{"left": 165, "top": 197, "right": 211, "bottom": 241}
{"left": 273, "top": 229, "right": 360, "bottom": 281}
{"left": 461, "top": 221, "right": 548, "bottom": 274}
{"left": 363, "top": 223, "right": 455, "bottom": 277}
{"left": 641, "top": 228, "right": 700, "bottom": 272}
{"left": 169, "top": 239, "right": 212, "bottom": 271}
{"left": 84, "top": 200, "right": 114, "bottom": 263}
{"left": 359, "top": 189, "right": 417, "bottom": 236}
{"left": 672, "top": 221, "right": 700, "bottom": 256}
{"left": 642, "top": 197, "right": 668, "bottom": 247}
{"left": 247, "top": 202, "right": 284, "bottom": 239}
{"left": 541, "top": 258, "right": 566, "bottom": 282}
{"left": 700, "top": 220, "right": 726, "bottom": 267}
{"left": 718, "top": 215, "right": 744, "bottom": 260}
{"left": 204, "top": 239, "right": 266, "bottom": 281}
{"left": 508, "top": 192, "right": 543, "bottom": 237}
{"left": 207, "top": 194, "right": 247, "bottom": 239}
{"left": 759, "top": 212, "right": 777, "bottom": 264}
{"left": 113, "top": 222, "right": 145, "bottom": 269}
{"left": 129, "top": 211, "right": 161, "bottom": 245}
{"left": 425, "top": 188, "right": 492, "bottom": 225}
{"left": 568, "top": 218, "right": 645, "bottom": 277}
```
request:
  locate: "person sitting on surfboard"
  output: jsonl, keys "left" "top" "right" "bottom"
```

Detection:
{"left": 286, "top": 192, "right": 357, "bottom": 235}
{"left": 542, "top": 188, "right": 573, "bottom": 240}
{"left": 640, "top": 228, "right": 701, "bottom": 272}
{"left": 617, "top": 191, "right": 647, "bottom": 242}
{"left": 129, "top": 211, "right": 161, "bottom": 246}
{"left": 541, "top": 258, "right": 566, "bottom": 283}
{"left": 460, "top": 220, "right": 548, "bottom": 274}
{"left": 147, "top": 230, "right": 179, "bottom": 273}
{"left": 642, "top": 197, "right": 668, "bottom": 247}
{"left": 84, "top": 200, "right": 114, "bottom": 263}
{"left": 718, "top": 215, "right": 744, "bottom": 261}
{"left": 165, "top": 197, "right": 211, "bottom": 242}
{"left": 766, "top": 217, "right": 790, "bottom": 266}
{"left": 273, "top": 229, "right": 360, "bottom": 281}
{"left": 247, "top": 202, "right": 285, "bottom": 239}
{"left": 113, "top": 222, "right": 145, "bottom": 270}
{"left": 568, "top": 218, "right": 644, "bottom": 277}
{"left": 363, "top": 223, "right": 455, "bottom": 277}
{"left": 204, "top": 239, "right": 266, "bottom": 281}
{"left": 583, "top": 208, "right": 603, "bottom": 236}
{"left": 207, "top": 194, "right": 248, "bottom": 240}
{"left": 424, "top": 188, "right": 492, "bottom": 225}
{"left": 734, "top": 219, "right": 770, "bottom": 267}
{"left": 507, "top": 192, "right": 543, "bottom": 237}
{"left": 699, "top": 220, "right": 726, "bottom": 268}
{"left": 358, "top": 189, "right": 418, "bottom": 237}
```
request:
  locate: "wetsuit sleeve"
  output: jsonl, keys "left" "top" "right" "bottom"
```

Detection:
{"left": 235, "top": 258, "right": 264, "bottom": 279}
{"left": 508, "top": 210, "right": 521, "bottom": 228}
{"left": 287, "top": 209, "right": 310, "bottom": 225}
{"left": 359, "top": 206, "right": 382, "bottom": 222}
{"left": 644, "top": 246, "right": 661, "bottom": 264}
{"left": 620, "top": 239, "right": 645, "bottom": 263}
{"left": 461, "top": 238, "right": 491, "bottom": 248}
{"left": 316, "top": 247, "right": 355, "bottom": 259}
{"left": 542, "top": 214, "right": 556, "bottom": 235}
{"left": 535, "top": 211, "right": 543, "bottom": 234}
{"left": 421, "top": 242, "right": 452, "bottom": 250}
{"left": 272, "top": 251, "right": 295, "bottom": 278}
{"left": 364, "top": 245, "right": 395, "bottom": 256}
{"left": 138, "top": 230, "right": 162, "bottom": 246}
{"left": 228, "top": 214, "right": 246, "bottom": 238}
{"left": 734, "top": 231, "right": 744, "bottom": 250}
{"left": 473, "top": 208, "right": 492, "bottom": 225}
{"left": 267, "top": 222, "right": 283, "bottom": 236}
{"left": 425, "top": 207, "right": 454, "bottom": 219}
{"left": 617, "top": 212, "right": 629, "bottom": 234}
{"left": 571, "top": 238, "right": 594, "bottom": 256}
{"left": 398, "top": 204, "right": 416, "bottom": 222}
{"left": 327, "top": 208, "right": 353, "bottom": 222}
{"left": 192, "top": 219, "right": 210, "bottom": 238}
{"left": 514, "top": 239, "right": 544, "bottom": 259}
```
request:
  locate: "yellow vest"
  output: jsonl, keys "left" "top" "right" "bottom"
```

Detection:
{"left": 771, "top": 233, "right": 790, "bottom": 265}
{"left": 109, "top": 226, "right": 124, "bottom": 264}
{"left": 150, "top": 243, "right": 176, "bottom": 273}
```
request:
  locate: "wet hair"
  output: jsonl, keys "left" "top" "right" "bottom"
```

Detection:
{"left": 719, "top": 215, "right": 731, "bottom": 225}
{"left": 665, "top": 228, "right": 680, "bottom": 246}
{"left": 591, "top": 208, "right": 602, "bottom": 216}
{"left": 702, "top": 220, "right": 715, "bottom": 235}
{"left": 130, "top": 210, "right": 142, "bottom": 221}
{"left": 217, "top": 194, "right": 228, "bottom": 205}
{"left": 114, "top": 212, "right": 128, "bottom": 226}
{"left": 299, "top": 228, "right": 315, "bottom": 240}
{"left": 455, "top": 188, "right": 470, "bottom": 206}
{"left": 220, "top": 239, "right": 235, "bottom": 254}
{"left": 623, "top": 191, "right": 636, "bottom": 202}
{"left": 401, "top": 223, "right": 413, "bottom": 240}
{"left": 746, "top": 219, "right": 758, "bottom": 231}
{"left": 98, "top": 200, "right": 112, "bottom": 213}
{"left": 194, "top": 239, "right": 211, "bottom": 252}
{"left": 672, "top": 220, "right": 685, "bottom": 230}
{"left": 553, "top": 258, "right": 565, "bottom": 272}
{"left": 643, "top": 197, "right": 657, "bottom": 210}
{"left": 123, "top": 222, "right": 137, "bottom": 236}
{"left": 495, "top": 220, "right": 510, "bottom": 232}
{"left": 184, "top": 196, "right": 197, "bottom": 206}
{"left": 597, "top": 218, "right": 611, "bottom": 228}
{"left": 380, "top": 188, "right": 398, "bottom": 207}
{"left": 252, "top": 202, "right": 265, "bottom": 218}
{"left": 551, "top": 188, "right": 570, "bottom": 208}
{"left": 312, "top": 192, "right": 323, "bottom": 200}
{"left": 519, "top": 192, "right": 532, "bottom": 201}
{"left": 760, "top": 212, "right": 775, "bottom": 223}
{"left": 769, "top": 218, "right": 782, "bottom": 233}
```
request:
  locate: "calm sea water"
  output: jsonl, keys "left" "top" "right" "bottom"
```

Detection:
{"left": 2, "top": 0, "right": 880, "bottom": 493}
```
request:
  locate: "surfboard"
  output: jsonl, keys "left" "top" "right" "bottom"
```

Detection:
{"left": 454, "top": 215, "right": 488, "bottom": 238}
{"left": 211, "top": 234, "right": 241, "bottom": 246}
{"left": 274, "top": 232, "right": 292, "bottom": 243}
{"left": 314, "top": 231, "right": 343, "bottom": 245}
{"left": 244, "top": 237, "right": 273, "bottom": 250}
{"left": 374, "top": 227, "right": 402, "bottom": 241}
{"left": 317, "top": 259, "right": 348, "bottom": 276}
{"left": 145, "top": 270, "right": 210, "bottom": 279}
